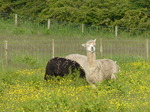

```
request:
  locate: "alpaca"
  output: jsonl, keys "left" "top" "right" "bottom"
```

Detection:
{"left": 44, "top": 57, "right": 85, "bottom": 81}
{"left": 66, "top": 40, "right": 119, "bottom": 87}
{"left": 66, "top": 54, "right": 118, "bottom": 80}
{"left": 81, "top": 39, "right": 119, "bottom": 85}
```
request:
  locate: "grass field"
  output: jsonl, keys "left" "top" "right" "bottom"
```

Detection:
{"left": 0, "top": 60, "right": 150, "bottom": 112}
{"left": 0, "top": 18, "right": 150, "bottom": 112}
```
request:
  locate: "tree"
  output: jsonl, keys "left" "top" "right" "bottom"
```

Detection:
{"left": 0, "top": 0, "right": 149, "bottom": 28}
{"left": 115, "top": 8, "right": 149, "bottom": 29}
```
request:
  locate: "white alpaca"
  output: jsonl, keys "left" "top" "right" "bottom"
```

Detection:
{"left": 82, "top": 39, "right": 119, "bottom": 85}
{"left": 66, "top": 39, "right": 119, "bottom": 87}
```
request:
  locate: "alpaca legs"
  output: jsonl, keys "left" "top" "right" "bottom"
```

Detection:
{"left": 90, "top": 83, "right": 97, "bottom": 88}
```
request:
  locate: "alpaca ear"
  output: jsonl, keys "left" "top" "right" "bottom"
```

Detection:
{"left": 94, "top": 39, "right": 96, "bottom": 42}
{"left": 82, "top": 44, "right": 86, "bottom": 47}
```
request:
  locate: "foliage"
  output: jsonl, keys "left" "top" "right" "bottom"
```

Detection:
{"left": 115, "top": 8, "right": 150, "bottom": 29}
{"left": 0, "top": 0, "right": 149, "bottom": 29}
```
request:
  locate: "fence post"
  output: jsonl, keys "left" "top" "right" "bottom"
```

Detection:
{"left": 115, "top": 25, "right": 118, "bottom": 37}
{"left": 15, "top": 14, "right": 18, "bottom": 26}
{"left": 4, "top": 40, "right": 8, "bottom": 65}
{"left": 48, "top": 19, "right": 51, "bottom": 29}
{"left": 146, "top": 39, "right": 149, "bottom": 62}
{"left": 100, "top": 38, "right": 103, "bottom": 57}
{"left": 82, "top": 24, "right": 84, "bottom": 33}
{"left": 52, "top": 39, "right": 54, "bottom": 58}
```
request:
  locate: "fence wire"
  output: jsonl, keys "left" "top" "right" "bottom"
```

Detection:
{"left": 0, "top": 39, "right": 149, "bottom": 70}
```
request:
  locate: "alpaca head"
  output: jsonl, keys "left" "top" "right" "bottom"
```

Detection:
{"left": 82, "top": 39, "right": 96, "bottom": 53}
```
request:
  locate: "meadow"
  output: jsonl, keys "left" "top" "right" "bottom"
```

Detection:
{"left": 0, "top": 60, "right": 150, "bottom": 112}
{"left": 0, "top": 18, "right": 150, "bottom": 112}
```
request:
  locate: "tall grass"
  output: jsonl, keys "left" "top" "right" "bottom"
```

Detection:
{"left": 0, "top": 18, "right": 149, "bottom": 39}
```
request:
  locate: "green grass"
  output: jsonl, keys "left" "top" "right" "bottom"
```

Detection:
{"left": 0, "top": 18, "right": 149, "bottom": 39}
{"left": 0, "top": 60, "right": 150, "bottom": 112}
{"left": 0, "top": 18, "right": 150, "bottom": 111}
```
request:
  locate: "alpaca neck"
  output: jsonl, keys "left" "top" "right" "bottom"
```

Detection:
{"left": 87, "top": 51, "right": 96, "bottom": 68}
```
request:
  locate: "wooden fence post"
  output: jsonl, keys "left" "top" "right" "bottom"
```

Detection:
{"left": 4, "top": 40, "right": 8, "bottom": 65}
{"left": 48, "top": 19, "right": 51, "bottom": 29}
{"left": 82, "top": 24, "right": 84, "bottom": 33}
{"left": 100, "top": 38, "right": 103, "bottom": 57}
{"left": 146, "top": 39, "right": 149, "bottom": 62}
{"left": 52, "top": 39, "right": 54, "bottom": 58}
{"left": 115, "top": 25, "right": 118, "bottom": 37}
{"left": 15, "top": 14, "right": 18, "bottom": 26}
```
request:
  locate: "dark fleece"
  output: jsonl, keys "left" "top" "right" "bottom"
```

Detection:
{"left": 44, "top": 57, "right": 85, "bottom": 80}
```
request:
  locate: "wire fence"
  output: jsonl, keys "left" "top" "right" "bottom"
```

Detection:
{"left": 0, "top": 13, "right": 150, "bottom": 38}
{"left": 0, "top": 12, "right": 150, "bottom": 70}
{"left": 0, "top": 39, "right": 149, "bottom": 70}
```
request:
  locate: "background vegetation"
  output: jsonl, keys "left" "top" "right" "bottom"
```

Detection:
{"left": 0, "top": 0, "right": 150, "bottom": 29}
